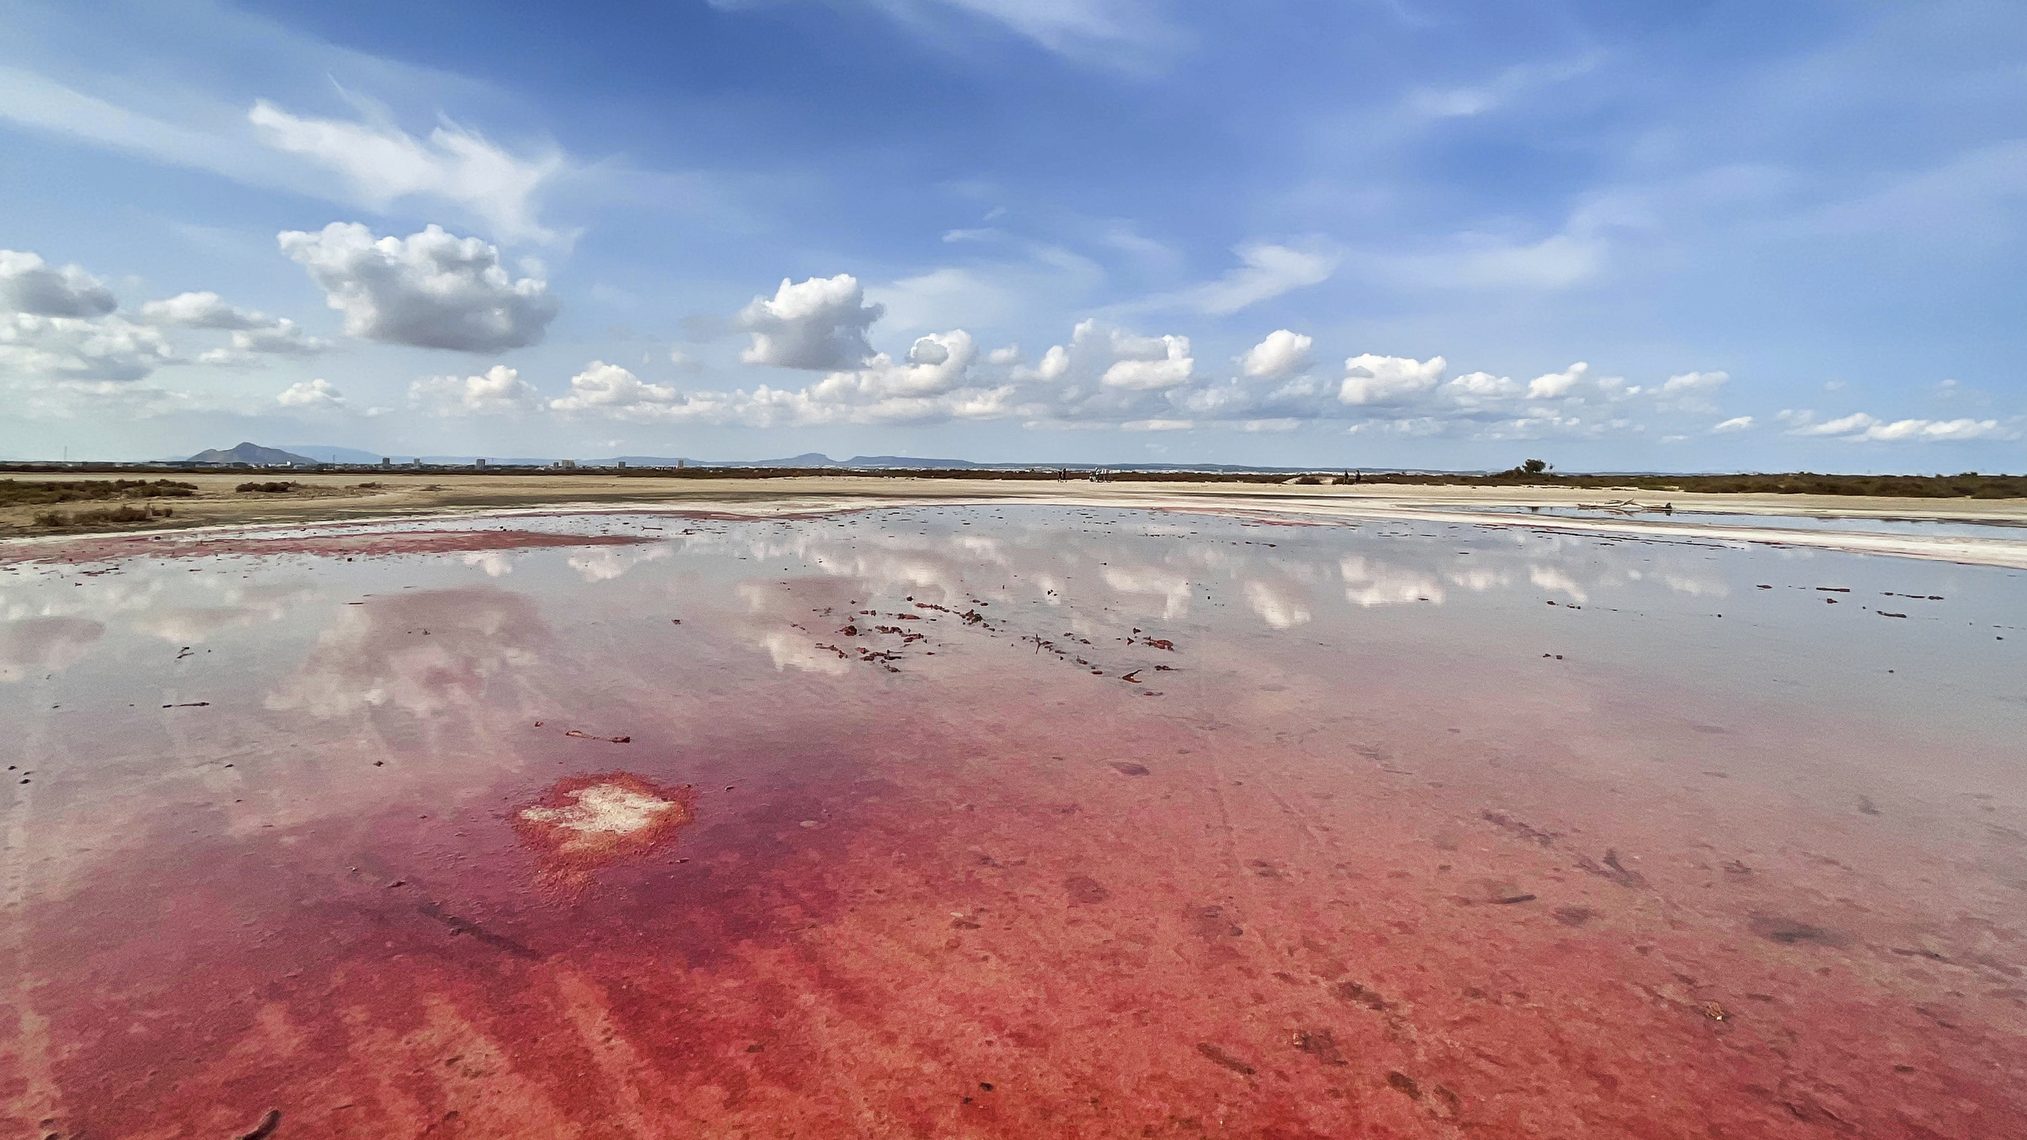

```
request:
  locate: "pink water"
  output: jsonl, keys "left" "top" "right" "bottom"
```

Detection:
{"left": 1, "top": 506, "right": 2022, "bottom": 1138}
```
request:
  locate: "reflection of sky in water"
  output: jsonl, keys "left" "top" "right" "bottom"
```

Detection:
{"left": 4, "top": 505, "right": 2024, "bottom": 1135}
{"left": 2, "top": 506, "right": 2016, "bottom": 743}
{"left": 1468, "top": 506, "right": 2027, "bottom": 542}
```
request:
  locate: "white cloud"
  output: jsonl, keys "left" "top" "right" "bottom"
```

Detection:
{"left": 279, "top": 223, "right": 557, "bottom": 352}
{"left": 1791, "top": 411, "right": 2015, "bottom": 442}
{"left": 1018, "top": 343, "right": 1071, "bottom": 382}
{"left": 1174, "top": 242, "right": 1338, "bottom": 315}
{"left": 871, "top": 266, "right": 1015, "bottom": 332}
{"left": 1526, "top": 362, "right": 1589, "bottom": 399}
{"left": 1445, "top": 370, "right": 1521, "bottom": 400}
{"left": 1854, "top": 418, "right": 2012, "bottom": 442}
{"left": 1789, "top": 411, "right": 1880, "bottom": 437}
{"left": 0, "top": 313, "right": 175, "bottom": 381}
{"left": 547, "top": 347, "right": 1017, "bottom": 429}
{"left": 871, "top": 243, "right": 1105, "bottom": 332}
{"left": 1661, "top": 370, "right": 1729, "bottom": 395}
{"left": 737, "top": 274, "right": 884, "bottom": 370}
{"left": 1099, "top": 328, "right": 1193, "bottom": 390}
{"left": 229, "top": 320, "right": 326, "bottom": 356}
{"left": 550, "top": 361, "right": 684, "bottom": 415}
{"left": 1340, "top": 353, "right": 1445, "bottom": 405}
{"left": 1403, "top": 56, "right": 1601, "bottom": 122}
{"left": 277, "top": 378, "right": 345, "bottom": 409}
{"left": 410, "top": 364, "right": 540, "bottom": 415}
{"left": 145, "top": 291, "right": 329, "bottom": 363}
{"left": 1711, "top": 415, "right": 1754, "bottom": 433}
{"left": 1657, "top": 369, "right": 1729, "bottom": 411}
{"left": 0, "top": 249, "right": 116, "bottom": 317}
{"left": 248, "top": 100, "right": 566, "bottom": 243}
{"left": 813, "top": 330, "right": 979, "bottom": 400}
{"left": 140, "top": 291, "right": 266, "bottom": 329}
{"left": 1366, "top": 231, "right": 1607, "bottom": 291}
{"left": 986, "top": 344, "right": 1023, "bottom": 365}
{"left": 837, "top": 0, "right": 1184, "bottom": 71}
{"left": 1239, "top": 329, "right": 1313, "bottom": 380}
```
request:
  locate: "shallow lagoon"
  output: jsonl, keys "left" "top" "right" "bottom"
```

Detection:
{"left": 2, "top": 506, "right": 2023, "bottom": 1137}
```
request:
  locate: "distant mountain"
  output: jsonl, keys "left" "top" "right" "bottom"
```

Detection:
{"left": 186, "top": 442, "right": 322, "bottom": 466}
{"left": 170, "top": 445, "right": 1417, "bottom": 475}
{"left": 846, "top": 454, "right": 982, "bottom": 469}
{"left": 723, "top": 452, "right": 842, "bottom": 468}
{"left": 281, "top": 444, "right": 386, "bottom": 464}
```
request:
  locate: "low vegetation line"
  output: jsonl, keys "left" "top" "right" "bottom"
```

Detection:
{"left": 0, "top": 478, "right": 197, "bottom": 506}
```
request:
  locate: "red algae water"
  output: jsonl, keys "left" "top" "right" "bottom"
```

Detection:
{"left": 1, "top": 506, "right": 2022, "bottom": 1138}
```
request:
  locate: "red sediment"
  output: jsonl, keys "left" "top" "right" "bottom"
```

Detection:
{"left": 10, "top": 678, "right": 2027, "bottom": 1138}
{"left": 6, "top": 512, "right": 2027, "bottom": 1138}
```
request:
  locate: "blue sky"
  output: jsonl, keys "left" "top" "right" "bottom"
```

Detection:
{"left": 1, "top": 0, "right": 2023, "bottom": 469}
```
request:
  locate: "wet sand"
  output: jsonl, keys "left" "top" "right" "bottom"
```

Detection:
{"left": 5, "top": 473, "right": 2026, "bottom": 570}
{"left": 1, "top": 505, "right": 2023, "bottom": 1138}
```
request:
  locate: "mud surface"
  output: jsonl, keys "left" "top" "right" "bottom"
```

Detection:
{"left": 0, "top": 526, "right": 659, "bottom": 566}
{"left": 1, "top": 506, "right": 2023, "bottom": 1137}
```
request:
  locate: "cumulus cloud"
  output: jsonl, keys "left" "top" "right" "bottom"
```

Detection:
{"left": 231, "top": 320, "right": 326, "bottom": 356}
{"left": 815, "top": 330, "right": 979, "bottom": 399}
{"left": 144, "top": 290, "right": 329, "bottom": 364}
{"left": 1239, "top": 329, "right": 1313, "bottom": 380}
{"left": 1340, "top": 353, "right": 1446, "bottom": 406}
{"left": 1017, "top": 343, "right": 1070, "bottom": 382}
{"left": 140, "top": 291, "right": 266, "bottom": 329}
{"left": 0, "top": 313, "right": 175, "bottom": 381}
{"left": 277, "top": 377, "right": 345, "bottom": 409}
{"left": 1655, "top": 369, "right": 1729, "bottom": 411}
{"left": 249, "top": 100, "right": 566, "bottom": 243}
{"left": 197, "top": 322, "right": 329, "bottom": 366}
{"left": 737, "top": 274, "right": 884, "bottom": 370}
{"left": 778, "top": 331, "right": 1016, "bottom": 426}
{"left": 1445, "top": 370, "right": 1522, "bottom": 401}
{"left": 410, "top": 364, "right": 540, "bottom": 415}
{"left": 1099, "top": 328, "right": 1194, "bottom": 390}
{"left": 550, "top": 361, "right": 687, "bottom": 416}
{"left": 0, "top": 250, "right": 117, "bottom": 317}
{"left": 1526, "top": 361, "right": 1588, "bottom": 399}
{"left": 279, "top": 223, "right": 557, "bottom": 352}
{"left": 548, "top": 333, "right": 1017, "bottom": 429}
{"left": 1661, "top": 370, "right": 1728, "bottom": 396}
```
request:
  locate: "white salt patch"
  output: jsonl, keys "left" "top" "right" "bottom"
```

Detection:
{"left": 521, "top": 783, "right": 676, "bottom": 836}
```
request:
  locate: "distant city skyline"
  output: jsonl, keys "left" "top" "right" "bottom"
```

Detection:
{"left": 2, "top": 1, "right": 2023, "bottom": 471}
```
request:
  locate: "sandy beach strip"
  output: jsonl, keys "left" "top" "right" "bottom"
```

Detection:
{"left": 4, "top": 473, "right": 2025, "bottom": 568}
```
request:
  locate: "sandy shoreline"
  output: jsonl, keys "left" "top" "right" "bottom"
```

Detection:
{"left": 4, "top": 473, "right": 2026, "bottom": 568}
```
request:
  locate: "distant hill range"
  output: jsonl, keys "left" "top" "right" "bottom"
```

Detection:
{"left": 174, "top": 443, "right": 1381, "bottom": 475}
{"left": 610, "top": 453, "right": 1334, "bottom": 473}
{"left": 185, "top": 442, "right": 322, "bottom": 466}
